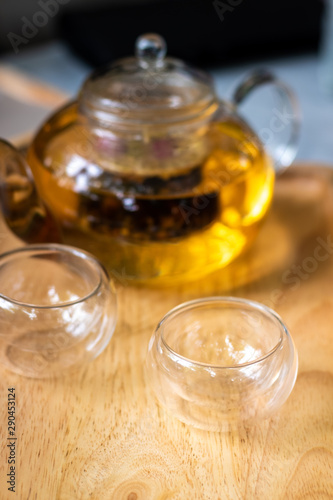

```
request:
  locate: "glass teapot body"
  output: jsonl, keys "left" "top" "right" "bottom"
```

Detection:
{"left": 0, "top": 34, "right": 299, "bottom": 285}
{"left": 26, "top": 101, "right": 273, "bottom": 284}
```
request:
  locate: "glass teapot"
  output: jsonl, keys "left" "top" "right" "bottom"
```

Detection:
{"left": 0, "top": 34, "right": 299, "bottom": 285}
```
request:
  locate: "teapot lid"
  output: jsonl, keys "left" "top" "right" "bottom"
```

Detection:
{"left": 78, "top": 33, "right": 217, "bottom": 126}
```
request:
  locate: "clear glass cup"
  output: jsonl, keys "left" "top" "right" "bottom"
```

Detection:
{"left": 0, "top": 244, "right": 117, "bottom": 378}
{"left": 146, "top": 297, "right": 298, "bottom": 431}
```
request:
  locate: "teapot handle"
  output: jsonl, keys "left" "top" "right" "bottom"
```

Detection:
{"left": 0, "top": 139, "right": 61, "bottom": 244}
{"left": 232, "top": 69, "right": 300, "bottom": 173}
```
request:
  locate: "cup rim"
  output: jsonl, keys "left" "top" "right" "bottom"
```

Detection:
{"left": 0, "top": 244, "right": 107, "bottom": 309}
{"left": 158, "top": 296, "right": 288, "bottom": 370}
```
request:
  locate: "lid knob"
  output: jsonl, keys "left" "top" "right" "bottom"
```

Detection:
{"left": 135, "top": 33, "right": 167, "bottom": 69}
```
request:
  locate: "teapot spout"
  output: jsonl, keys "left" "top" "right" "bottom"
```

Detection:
{"left": 0, "top": 139, "right": 61, "bottom": 244}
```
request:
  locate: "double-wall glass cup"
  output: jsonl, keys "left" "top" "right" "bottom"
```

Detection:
{"left": 146, "top": 297, "right": 298, "bottom": 431}
{"left": 0, "top": 244, "right": 117, "bottom": 378}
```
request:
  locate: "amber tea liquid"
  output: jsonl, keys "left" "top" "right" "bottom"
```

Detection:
{"left": 28, "top": 108, "right": 274, "bottom": 285}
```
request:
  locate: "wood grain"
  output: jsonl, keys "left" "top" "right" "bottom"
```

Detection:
{"left": 0, "top": 164, "right": 333, "bottom": 499}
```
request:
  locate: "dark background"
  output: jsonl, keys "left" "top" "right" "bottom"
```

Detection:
{"left": 0, "top": 0, "right": 326, "bottom": 67}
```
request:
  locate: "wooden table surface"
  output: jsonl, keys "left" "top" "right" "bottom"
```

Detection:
{"left": 0, "top": 164, "right": 333, "bottom": 500}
